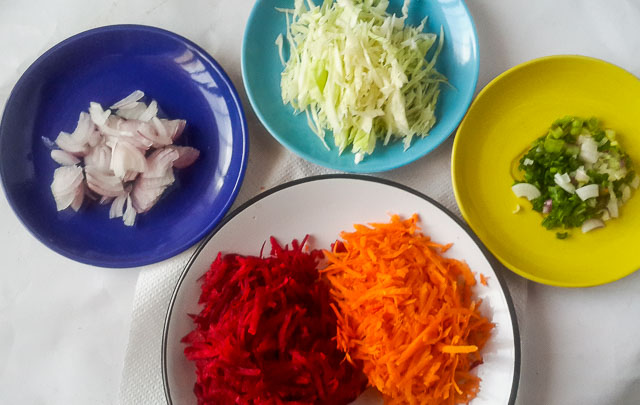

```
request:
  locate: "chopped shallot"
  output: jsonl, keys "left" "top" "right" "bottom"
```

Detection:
{"left": 47, "top": 90, "right": 199, "bottom": 226}
{"left": 51, "top": 150, "right": 81, "bottom": 166}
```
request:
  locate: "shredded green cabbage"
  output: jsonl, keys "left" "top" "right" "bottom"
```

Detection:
{"left": 276, "top": 0, "right": 447, "bottom": 163}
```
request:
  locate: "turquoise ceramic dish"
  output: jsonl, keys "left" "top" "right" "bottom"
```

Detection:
{"left": 242, "top": 0, "right": 478, "bottom": 173}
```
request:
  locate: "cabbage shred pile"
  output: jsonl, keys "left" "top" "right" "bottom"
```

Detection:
{"left": 277, "top": 0, "right": 447, "bottom": 163}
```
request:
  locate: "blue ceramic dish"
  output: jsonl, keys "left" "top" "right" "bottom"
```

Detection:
{"left": 0, "top": 25, "right": 248, "bottom": 268}
{"left": 242, "top": 0, "right": 478, "bottom": 173}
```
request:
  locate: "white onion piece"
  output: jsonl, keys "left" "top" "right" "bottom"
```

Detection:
{"left": 601, "top": 209, "right": 611, "bottom": 221}
{"left": 575, "top": 184, "right": 599, "bottom": 201}
{"left": 55, "top": 131, "right": 88, "bottom": 155}
{"left": 109, "top": 193, "right": 127, "bottom": 219}
{"left": 579, "top": 137, "right": 599, "bottom": 164}
{"left": 137, "top": 100, "right": 158, "bottom": 122}
{"left": 135, "top": 120, "right": 171, "bottom": 147}
{"left": 631, "top": 175, "right": 640, "bottom": 189}
{"left": 85, "top": 166, "right": 125, "bottom": 197}
{"left": 110, "top": 140, "right": 147, "bottom": 179}
{"left": 51, "top": 165, "right": 84, "bottom": 211}
{"left": 89, "top": 102, "right": 111, "bottom": 126}
{"left": 581, "top": 218, "right": 605, "bottom": 233}
{"left": 110, "top": 90, "right": 145, "bottom": 109}
{"left": 122, "top": 171, "right": 139, "bottom": 183}
{"left": 51, "top": 149, "right": 81, "bottom": 166}
{"left": 131, "top": 148, "right": 179, "bottom": 212}
{"left": 84, "top": 144, "right": 112, "bottom": 171}
{"left": 168, "top": 145, "right": 200, "bottom": 169}
{"left": 145, "top": 148, "right": 179, "bottom": 178}
{"left": 554, "top": 173, "right": 575, "bottom": 194}
{"left": 621, "top": 185, "right": 631, "bottom": 203}
{"left": 523, "top": 158, "right": 534, "bottom": 166}
{"left": 151, "top": 117, "right": 171, "bottom": 145}
{"left": 70, "top": 184, "right": 85, "bottom": 212}
{"left": 123, "top": 194, "right": 137, "bottom": 226}
{"left": 163, "top": 119, "right": 187, "bottom": 141}
{"left": 115, "top": 102, "right": 147, "bottom": 120}
{"left": 574, "top": 166, "right": 590, "bottom": 183}
{"left": 607, "top": 191, "right": 619, "bottom": 218}
{"left": 511, "top": 183, "right": 541, "bottom": 200}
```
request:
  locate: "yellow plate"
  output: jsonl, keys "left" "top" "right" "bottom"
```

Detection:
{"left": 452, "top": 55, "right": 640, "bottom": 287}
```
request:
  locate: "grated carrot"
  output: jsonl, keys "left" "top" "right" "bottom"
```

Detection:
{"left": 322, "top": 214, "right": 494, "bottom": 405}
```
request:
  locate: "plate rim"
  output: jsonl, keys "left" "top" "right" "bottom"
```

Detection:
{"left": 451, "top": 54, "right": 640, "bottom": 287}
{"left": 161, "top": 174, "right": 521, "bottom": 404}
{"left": 0, "top": 24, "right": 249, "bottom": 268}
{"left": 240, "top": 0, "right": 480, "bottom": 173}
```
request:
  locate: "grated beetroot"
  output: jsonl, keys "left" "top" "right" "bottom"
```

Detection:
{"left": 182, "top": 236, "right": 366, "bottom": 405}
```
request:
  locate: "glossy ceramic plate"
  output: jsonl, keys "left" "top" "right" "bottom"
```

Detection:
{"left": 0, "top": 25, "right": 248, "bottom": 268}
{"left": 452, "top": 55, "right": 640, "bottom": 287}
{"left": 162, "top": 175, "right": 520, "bottom": 404}
{"left": 242, "top": 0, "right": 478, "bottom": 173}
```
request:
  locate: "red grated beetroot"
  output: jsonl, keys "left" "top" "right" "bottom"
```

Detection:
{"left": 182, "top": 236, "right": 366, "bottom": 405}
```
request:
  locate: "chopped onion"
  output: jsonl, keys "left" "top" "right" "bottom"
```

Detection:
{"left": 621, "top": 185, "right": 631, "bottom": 203}
{"left": 84, "top": 166, "right": 125, "bottom": 197}
{"left": 50, "top": 165, "right": 84, "bottom": 211}
{"left": 168, "top": 145, "right": 200, "bottom": 169}
{"left": 115, "top": 102, "right": 147, "bottom": 120}
{"left": 554, "top": 173, "right": 575, "bottom": 194}
{"left": 579, "top": 136, "right": 599, "bottom": 164}
{"left": 574, "top": 166, "right": 590, "bottom": 183}
{"left": 542, "top": 199, "right": 553, "bottom": 214}
{"left": 601, "top": 209, "right": 611, "bottom": 221}
{"left": 89, "top": 102, "right": 111, "bottom": 126}
{"left": 51, "top": 150, "right": 81, "bottom": 166}
{"left": 110, "top": 90, "right": 145, "bottom": 109}
{"left": 48, "top": 92, "right": 198, "bottom": 226}
{"left": 607, "top": 190, "right": 619, "bottom": 218}
{"left": 631, "top": 174, "right": 640, "bottom": 189}
{"left": 123, "top": 194, "right": 137, "bottom": 226}
{"left": 523, "top": 158, "right": 534, "bottom": 166}
{"left": 575, "top": 184, "right": 599, "bottom": 201}
{"left": 581, "top": 218, "right": 605, "bottom": 233}
{"left": 512, "top": 183, "right": 541, "bottom": 200}
{"left": 138, "top": 100, "right": 158, "bottom": 122}
{"left": 110, "top": 140, "right": 147, "bottom": 179}
{"left": 109, "top": 193, "right": 128, "bottom": 219}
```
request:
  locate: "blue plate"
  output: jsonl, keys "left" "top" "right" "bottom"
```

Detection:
{"left": 242, "top": 0, "right": 478, "bottom": 173}
{"left": 0, "top": 25, "right": 248, "bottom": 268}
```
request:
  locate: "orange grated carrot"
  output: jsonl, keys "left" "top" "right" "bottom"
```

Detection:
{"left": 322, "top": 214, "right": 494, "bottom": 405}
{"left": 479, "top": 273, "right": 489, "bottom": 286}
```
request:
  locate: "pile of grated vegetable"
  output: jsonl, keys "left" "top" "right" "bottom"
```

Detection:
{"left": 322, "top": 214, "right": 493, "bottom": 404}
{"left": 276, "top": 0, "right": 447, "bottom": 163}
{"left": 182, "top": 237, "right": 366, "bottom": 405}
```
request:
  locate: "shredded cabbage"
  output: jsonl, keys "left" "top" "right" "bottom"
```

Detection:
{"left": 277, "top": 0, "right": 447, "bottom": 163}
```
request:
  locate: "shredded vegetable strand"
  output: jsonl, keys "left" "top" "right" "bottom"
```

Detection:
{"left": 322, "top": 214, "right": 493, "bottom": 405}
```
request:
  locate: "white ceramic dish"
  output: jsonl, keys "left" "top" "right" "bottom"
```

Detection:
{"left": 162, "top": 175, "right": 520, "bottom": 404}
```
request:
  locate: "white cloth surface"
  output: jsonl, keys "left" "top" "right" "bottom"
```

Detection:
{"left": 0, "top": 0, "right": 639, "bottom": 404}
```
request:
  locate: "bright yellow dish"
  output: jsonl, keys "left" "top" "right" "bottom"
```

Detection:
{"left": 452, "top": 55, "right": 640, "bottom": 287}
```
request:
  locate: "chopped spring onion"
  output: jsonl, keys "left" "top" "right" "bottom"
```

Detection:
{"left": 277, "top": 0, "right": 447, "bottom": 163}
{"left": 512, "top": 115, "right": 636, "bottom": 238}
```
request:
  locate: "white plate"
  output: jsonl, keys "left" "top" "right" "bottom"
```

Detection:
{"left": 162, "top": 175, "right": 520, "bottom": 404}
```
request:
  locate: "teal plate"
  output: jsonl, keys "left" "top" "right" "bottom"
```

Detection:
{"left": 242, "top": 0, "right": 479, "bottom": 173}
